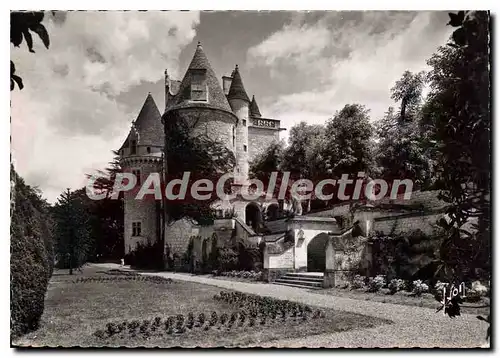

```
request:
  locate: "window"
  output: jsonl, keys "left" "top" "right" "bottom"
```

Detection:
{"left": 132, "top": 222, "right": 142, "bottom": 237}
{"left": 243, "top": 145, "right": 247, "bottom": 152}
{"left": 147, "top": 147, "right": 151, "bottom": 153}
{"left": 242, "top": 119, "right": 247, "bottom": 126}
{"left": 232, "top": 127, "right": 235, "bottom": 146}
{"left": 131, "top": 140, "right": 137, "bottom": 155}
{"left": 132, "top": 169, "right": 141, "bottom": 185}
{"left": 190, "top": 69, "right": 207, "bottom": 101}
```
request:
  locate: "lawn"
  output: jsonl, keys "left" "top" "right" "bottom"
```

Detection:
{"left": 12, "top": 266, "right": 392, "bottom": 348}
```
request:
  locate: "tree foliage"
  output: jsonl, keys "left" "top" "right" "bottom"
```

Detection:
{"left": 390, "top": 70, "right": 426, "bottom": 122}
{"left": 163, "top": 111, "right": 236, "bottom": 225}
{"left": 422, "top": 11, "right": 490, "bottom": 281}
{"left": 10, "top": 166, "right": 54, "bottom": 336}
{"left": 52, "top": 189, "right": 92, "bottom": 273}
{"left": 323, "top": 104, "right": 374, "bottom": 177}
{"left": 281, "top": 122, "right": 325, "bottom": 180}
{"left": 10, "top": 11, "right": 50, "bottom": 90}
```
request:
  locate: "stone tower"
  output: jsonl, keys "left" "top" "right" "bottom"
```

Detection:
{"left": 227, "top": 65, "right": 251, "bottom": 186}
{"left": 162, "top": 42, "right": 239, "bottom": 254}
{"left": 119, "top": 94, "right": 164, "bottom": 254}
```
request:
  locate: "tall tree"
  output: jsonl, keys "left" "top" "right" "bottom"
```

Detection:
{"left": 52, "top": 189, "right": 91, "bottom": 274}
{"left": 323, "top": 104, "right": 374, "bottom": 178}
{"left": 376, "top": 71, "right": 435, "bottom": 189}
{"left": 390, "top": 70, "right": 426, "bottom": 122}
{"left": 422, "top": 11, "right": 490, "bottom": 281}
{"left": 84, "top": 150, "right": 124, "bottom": 260}
{"left": 281, "top": 122, "right": 325, "bottom": 179}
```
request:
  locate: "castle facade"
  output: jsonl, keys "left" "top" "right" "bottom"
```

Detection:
{"left": 119, "top": 42, "right": 284, "bottom": 255}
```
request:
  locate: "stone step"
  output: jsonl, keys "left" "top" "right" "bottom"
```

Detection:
{"left": 272, "top": 281, "right": 322, "bottom": 290}
{"left": 275, "top": 278, "right": 323, "bottom": 287}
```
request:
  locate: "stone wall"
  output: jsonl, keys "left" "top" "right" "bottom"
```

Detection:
{"left": 268, "top": 245, "right": 294, "bottom": 269}
{"left": 174, "top": 107, "right": 236, "bottom": 153}
{"left": 264, "top": 218, "right": 287, "bottom": 233}
{"left": 123, "top": 159, "right": 162, "bottom": 254}
{"left": 230, "top": 98, "right": 249, "bottom": 184}
{"left": 371, "top": 212, "right": 444, "bottom": 236}
{"left": 164, "top": 218, "right": 199, "bottom": 256}
{"left": 248, "top": 126, "right": 280, "bottom": 163}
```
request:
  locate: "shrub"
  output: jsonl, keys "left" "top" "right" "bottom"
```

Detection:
{"left": 368, "top": 275, "right": 386, "bottom": 292}
{"left": 351, "top": 275, "right": 366, "bottom": 289}
{"left": 209, "top": 312, "right": 218, "bottom": 326}
{"left": 412, "top": 280, "right": 429, "bottom": 296}
{"left": 218, "top": 248, "right": 239, "bottom": 271}
{"left": 10, "top": 168, "right": 54, "bottom": 337}
{"left": 124, "top": 241, "right": 164, "bottom": 270}
{"left": 471, "top": 281, "right": 489, "bottom": 296}
{"left": 94, "top": 330, "right": 106, "bottom": 339}
{"left": 388, "top": 278, "right": 406, "bottom": 294}
{"left": 434, "top": 280, "right": 449, "bottom": 293}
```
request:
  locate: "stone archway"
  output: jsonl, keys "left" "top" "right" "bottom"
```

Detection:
{"left": 266, "top": 203, "right": 279, "bottom": 221}
{"left": 245, "top": 202, "right": 262, "bottom": 232}
{"left": 307, "top": 233, "right": 330, "bottom": 272}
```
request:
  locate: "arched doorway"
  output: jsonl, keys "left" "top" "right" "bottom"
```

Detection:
{"left": 307, "top": 233, "right": 330, "bottom": 272}
{"left": 245, "top": 202, "right": 262, "bottom": 232}
{"left": 266, "top": 203, "right": 279, "bottom": 221}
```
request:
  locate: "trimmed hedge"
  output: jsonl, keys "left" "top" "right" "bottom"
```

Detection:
{"left": 10, "top": 167, "right": 54, "bottom": 337}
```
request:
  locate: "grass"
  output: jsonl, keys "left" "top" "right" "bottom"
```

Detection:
{"left": 317, "top": 287, "right": 490, "bottom": 317}
{"left": 12, "top": 266, "right": 391, "bottom": 348}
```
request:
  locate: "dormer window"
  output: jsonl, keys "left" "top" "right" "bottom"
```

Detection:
{"left": 191, "top": 69, "right": 207, "bottom": 101}
{"left": 131, "top": 140, "right": 137, "bottom": 155}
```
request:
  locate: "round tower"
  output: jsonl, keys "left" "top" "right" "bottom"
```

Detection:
{"left": 227, "top": 64, "right": 250, "bottom": 185}
{"left": 119, "top": 93, "right": 164, "bottom": 255}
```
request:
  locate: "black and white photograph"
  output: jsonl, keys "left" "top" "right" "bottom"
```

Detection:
{"left": 8, "top": 5, "right": 492, "bottom": 349}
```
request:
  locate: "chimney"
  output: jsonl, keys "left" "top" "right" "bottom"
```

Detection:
{"left": 222, "top": 75, "right": 232, "bottom": 96}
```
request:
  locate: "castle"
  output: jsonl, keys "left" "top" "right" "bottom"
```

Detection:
{"left": 119, "top": 42, "right": 285, "bottom": 258}
{"left": 118, "top": 42, "right": 447, "bottom": 285}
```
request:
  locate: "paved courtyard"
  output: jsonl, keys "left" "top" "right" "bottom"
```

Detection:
{"left": 97, "top": 264, "right": 489, "bottom": 348}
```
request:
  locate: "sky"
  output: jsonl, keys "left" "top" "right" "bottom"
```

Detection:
{"left": 10, "top": 11, "right": 453, "bottom": 203}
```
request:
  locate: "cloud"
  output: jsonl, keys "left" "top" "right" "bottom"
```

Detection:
{"left": 11, "top": 11, "right": 200, "bottom": 202}
{"left": 248, "top": 11, "right": 453, "bottom": 142}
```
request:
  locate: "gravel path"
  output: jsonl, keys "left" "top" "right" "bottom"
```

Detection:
{"left": 98, "top": 264, "right": 490, "bottom": 348}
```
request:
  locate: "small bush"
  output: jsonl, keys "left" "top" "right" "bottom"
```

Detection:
{"left": 218, "top": 248, "right": 239, "bottom": 271}
{"left": 351, "top": 275, "right": 366, "bottom": 289}
{"left": 471, "top": 281, "right": 489, "bottom": 296}
{"left": 388, "top": 278, "right": 406, "bottom": 294}
{"left": 412, "top": 280, "right": 429, "bottom": 296}
{"left": 368, "top": 275, "right": 386, "bottom": 292}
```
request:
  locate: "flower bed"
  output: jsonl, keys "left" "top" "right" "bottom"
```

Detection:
{"left": 74, "top": 275, "right": 173, "bottom": 284}
{"left": 93, "top": 290, "right": 322, "bottom": 340}
{"left": 213, "top": 270, "right": 263, "bottom": 281}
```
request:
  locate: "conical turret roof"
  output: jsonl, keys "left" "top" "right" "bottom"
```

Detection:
{"left": 166, "top": 42, "right": 233, "bottom": 113}
{"left": 227, "top": 65, "right": 250, "bottom": 102}
{"left": 250, "top": 95, "right": 262, "bottom": 117}
{"left": 120, "top": 93, "right": 163, "bottom": 149}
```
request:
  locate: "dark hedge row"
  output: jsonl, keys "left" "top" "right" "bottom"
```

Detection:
{"left": 10, "top": 167, "right": 54, "bottom": 337}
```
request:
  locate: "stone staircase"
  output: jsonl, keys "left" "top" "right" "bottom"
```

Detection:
{"left": 273, "top": 272, "right": 324, "bottom": 290}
